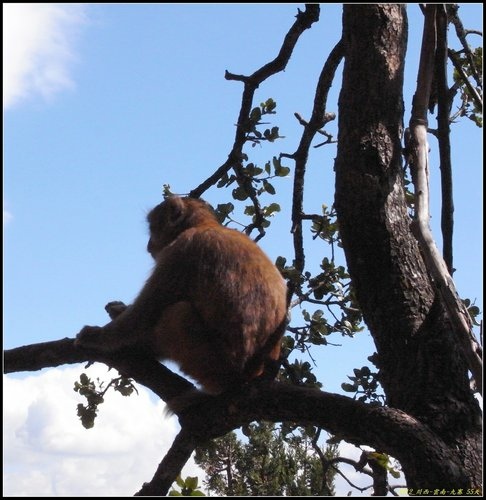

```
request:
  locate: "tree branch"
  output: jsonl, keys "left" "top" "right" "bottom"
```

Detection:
{"left": 288, "top": 38, "right": 344, "bottom": 277}
{"left": 447, "top": 48, "right": 483, "bottom": 110}
{"left": 188, "top": 4, "right": 320, "bottom": 201}
{"left": 435, "top": 5, "right": 454, "bottom": 274}
{"left": 4, "top": 338, "right": 194, "bottom": 402}
{"left": 4, "top": 338, "right": 472, "bottom": 491}
{"left": 408, "top": 5, "right": 482, "bottom": 393}
{"left": 178, "top": 382, "right": 470, "bottom": 489}
{"left": 447, "top": 4, "right": 483, "bottom": 90}
{"left": 136, "top": 428, "right": 200, "bottom": 496}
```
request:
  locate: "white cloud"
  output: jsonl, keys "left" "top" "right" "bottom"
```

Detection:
{"left": 4, "top": 365, "right": 408, "bottom": 496}
{"left": 3, "top": 3, "right": 87, "bottom": 109}
{"left": 3, "top": 365, "right": 205, "bottom": 496}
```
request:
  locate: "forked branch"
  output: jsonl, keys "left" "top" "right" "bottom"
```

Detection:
{"left": 408, "top": 5, "right": 482, "bottom": 392}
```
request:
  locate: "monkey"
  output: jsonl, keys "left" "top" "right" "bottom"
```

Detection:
{"left": 75, "top": 196, "right": 288, "bottom": 397}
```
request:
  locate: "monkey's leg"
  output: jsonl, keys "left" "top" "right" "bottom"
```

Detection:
{"left": 151, "top": 303, "right": 245, "bottom": 394}
{"left": 75, "top": 301, "right": 197, "bottom": 353}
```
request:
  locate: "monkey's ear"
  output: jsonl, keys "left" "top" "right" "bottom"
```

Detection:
{"left": 166, "top": 196, "right": 187, "bottom": 227}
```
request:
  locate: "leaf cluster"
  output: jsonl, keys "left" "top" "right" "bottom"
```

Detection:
{"left": 309, "top": 204, "right": 340, "bottom": 245}
{"left": 279, "top": 254, "right": 363, "bottom": 353}
{"left": 195, "top": 422, "right": 337, "bottom": 496}
{"left": 73, "top": 372, "right": 137, "bottom": 429}
{"left": 216, "top": 153, "right": 289, "bottom": 231}
{"left": 341, "top": 362, "right": 385, "bottom": 405}
{"left": 367, "top": 452, "right": 401, "bottom": 480}
{"left": 463, "top": 297, "right": 481, "bottom": 326}
{"left": 169, "top": 476, "right": 205, "bottom": 496}
{"left": 451, "top": 47, "right": 483, "bottom": 127}
{"left": 246, "top": 98, "right": 283, "bottom": 146}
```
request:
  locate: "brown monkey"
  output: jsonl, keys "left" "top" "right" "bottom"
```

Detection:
{"left": 75, "top": 196, "right": 288, "bottom": 395}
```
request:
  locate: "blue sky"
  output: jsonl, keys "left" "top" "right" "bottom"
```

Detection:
{"left": 3, "top": 3, "right": 483, "bottom": 496}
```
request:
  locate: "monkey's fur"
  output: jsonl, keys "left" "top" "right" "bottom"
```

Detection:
{"left": 75, "top": 196, "right": 288, "bottom": 396}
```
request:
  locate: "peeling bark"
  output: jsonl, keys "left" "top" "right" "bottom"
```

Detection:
{"left": 334, "top": 4, "right": 481, "bottom": 489}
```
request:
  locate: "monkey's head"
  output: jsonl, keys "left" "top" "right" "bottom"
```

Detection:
{"left": 146, "top": 196, "right": 219, "bottom": 259}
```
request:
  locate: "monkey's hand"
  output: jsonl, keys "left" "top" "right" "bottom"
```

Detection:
{"left": 105, "top": 301, "right": 128, "bottom": 320}
{"left": 74, "top": 325, "right": 106, "bottom": 350}
{"left": 75, "top": 324, "right": 136, "bottom": 352}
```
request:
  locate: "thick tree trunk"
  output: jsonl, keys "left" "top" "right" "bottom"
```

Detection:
{"left": 334, "top": 4, "right": 481, "bottom": 489}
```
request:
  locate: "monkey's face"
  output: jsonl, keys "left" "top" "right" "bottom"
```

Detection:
{"left": 146, "top": 237, "right": 160, "bottom": 259}
{"left": 146, "top": 200, "right": 180, "bottom": 259}
{"left": 146, "top": 196, "right": 220, "bottom": 260}
{"left": 146, "top": 224, "right": 179, "bottom": 260}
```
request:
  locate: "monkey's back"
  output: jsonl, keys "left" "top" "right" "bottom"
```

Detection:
{"left": 162, "top": 223, "right": 287, "bottom": 389}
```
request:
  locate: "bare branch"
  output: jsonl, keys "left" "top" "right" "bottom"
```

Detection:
{"left": 435, "top": 5, "right": 454, "bottom": 273}
{"left": 4, "top": 338, "right": 195, "bottom": 403}
{"left": 408, "top": 5, "right": 482, "bottom": 392}
{"left": 4, "top": 337, "right": 472, "bottom": 491}
{"left": 189, "top": 4, "right": 320, "bottom": 201}
{"left": 464, "top": 29, "right": 482, "bottom": 36}
{"left": 288, "top": 39, "right": 344, "bottom": 277}
{"left": 136, "top": 428, "right": 199, "bottom": 496}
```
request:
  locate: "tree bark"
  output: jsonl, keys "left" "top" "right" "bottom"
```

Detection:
{"left": 334, "top": 4, "right": 481, "bottom": 489}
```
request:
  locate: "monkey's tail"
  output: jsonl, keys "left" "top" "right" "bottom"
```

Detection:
{"left": 244, "top": 317, "right": 288, "bottom": 382}
{"left": 165, "top": 388, "right": 214, "bottom": 416}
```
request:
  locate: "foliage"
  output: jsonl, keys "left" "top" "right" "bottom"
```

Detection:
{"left": 367, "top": 452, "right": 401, "bottom": 480}
{"left": 195, "top": 422, "right": 337, "bottom": 496}
{"left": 451, "top": 46, "right": 483, "bottom": 127}
{"left": 464, "top": 297, "right": 482, "bottom": 326}
{"left": 169, "top": 476, "right": 205, "bottom": 496}
{"left": 341, "top": 360, "right": 385, "bottom": 406}
{"left": 73, "top": 372, "right": 137, "bottom": 429}
{"left": 188, "top": 8, "right": 483, "bottom": 490}
{"left": 66, "top": 4, "right": 483, "bottom": 495}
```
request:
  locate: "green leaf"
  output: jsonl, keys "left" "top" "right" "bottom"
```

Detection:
{"left": 273, "top": 156, "right": 290, "bottom": 176}
{"left": 232, "top": 186, "right": 249, "bottom": 201}
{"left": 244, "top": 205, "right": 256, "bottom": 216}
{"left": 469, "top": 306, "right": 480, "bottom": 316}
{"left": 162, "top": 184, "right": 174, "bottom": 198}
{"left": 262, "top": 180, "right": 276, "bottom": 195}
{"left": 360, "top": 366, "right": 371, "bottom": 376}
{"left": 186, "top": 477, "right": 199, "bottom": 490}
{"left": 264, "top": 203, "right": 281, "bottom": 216}
{"left": 250, "top": 107, "right": 261, "bottom": 122}
{"left": 216, "top": 202, "right": 234, "bottom": 223}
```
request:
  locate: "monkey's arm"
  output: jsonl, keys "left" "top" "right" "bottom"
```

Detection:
{"left": 75, "top": 248, "right": 188, "bottom": 352}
